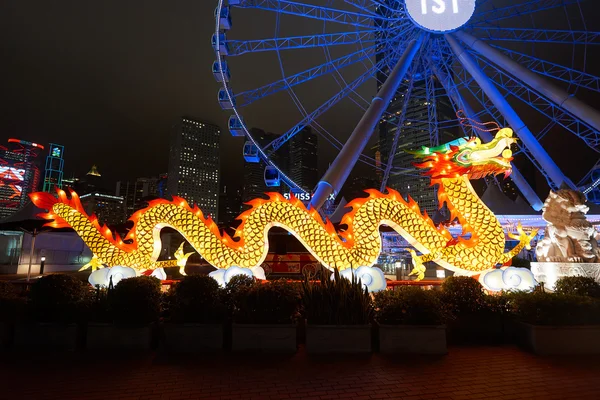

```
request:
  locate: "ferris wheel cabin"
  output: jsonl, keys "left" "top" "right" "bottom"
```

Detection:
{"left": 243, "top": 142, "right": 260, "bottom": 163}
{"left": 264, "top": 166, "right": 281, "bottom": 187}
{"left": 218, "top": 88, "right": 235, "bottom": 109}
{"left": 215, "top": 6, "right": 231, "bottom": 30}
{"left": 212, "top": 61, "right": 230, "bottom": 82}
{"left": 228, "top": 115, "right": 245, "bottom": 137}
{"left": 211, "top": 33, "right": 228, "bottom": 55}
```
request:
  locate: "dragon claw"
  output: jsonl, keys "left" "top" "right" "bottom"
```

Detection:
{"left": 80, "top": 255, "right": 103, "bottom": 272}
{"left": 408, "top": 249, "right": 426, "bottom": 281}
{"left": 174, "top": 243, "right": 193, "bottom": 276}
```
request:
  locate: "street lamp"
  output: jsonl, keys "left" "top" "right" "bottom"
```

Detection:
{"left": 40, "top": 256, "right": 46, "bottom": 275}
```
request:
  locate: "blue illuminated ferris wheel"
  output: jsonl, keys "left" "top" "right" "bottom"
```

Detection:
{"left": 213, "top": 0, "right": 600, "bottom": 210}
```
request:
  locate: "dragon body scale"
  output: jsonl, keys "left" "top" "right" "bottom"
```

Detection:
{"left": 31, "top": 128, "right": 537, "bottom": 280}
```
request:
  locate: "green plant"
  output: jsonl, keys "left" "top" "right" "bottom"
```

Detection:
{"left": 222, "top": 274, "right": 257, "bottom": 315}
{"left": 301, "top": 269, "right": 372, "bottom": 325}
{"left": 110, "top": 276, "right": 162, "bottom": 326}
{"left": 0, "top": 281, "right": 21, "bottom": 322}
{"left": 167, "top": 275, "right": 226, "bottom": 323}
{"left": 374, "top": 287, "right": 446, "bottom": 325}
{"left": 28, "top": 274, "right": 90, "bottom": 323}
{"left": 234, "top": 280, "right": 300, "bottom": 324}
{"left": 510, "top": 292, "right": 600, "bottom": 326}
{"left": 440, "top": 276, "right": 486, "bottom": 316}
{"left": 554, "top": 276, "right": 600, "bottom": 298}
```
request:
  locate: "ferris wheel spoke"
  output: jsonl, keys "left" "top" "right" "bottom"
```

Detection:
{"left": 454, "top": 30, "right": 600, "bottom": 150}
{"left": 234, "top": 0, "right": 387, "bottom": 29}
{"left": 265, "top": 60, "right": 385, "bottom": 152}
{"left": 233, "top": 45, "right": 376, "bottom": 107}
{"left": 471, "top": 27, "right": 600, "bottom": 45}
{"left": 466, "top": 49, "right": 600, "bottom": 153}
{"left": 379, "top": 76, "right": 414, "bottom": 191}
{"left": 487, "top": 45, "right": 600, "bottom": 93}
{"left": 471, "top": 0, "right": 581, "bottom": 26}
{"left": 226, "top": 30, "right": 378, "bottom": 56}
{"left": 454, "top": 70, "right": 556, "bottom": 196}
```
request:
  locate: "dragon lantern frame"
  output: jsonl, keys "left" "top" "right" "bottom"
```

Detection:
{"left": 30, "top": 128, "right": 537, "bottom": 281}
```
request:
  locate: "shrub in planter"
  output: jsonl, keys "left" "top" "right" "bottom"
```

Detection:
{"left": 509, "top": 292, "right": 600, "bottom": 354}
{"left": 302, "top": 269, "right": 373, "bottom": 353}
{"left": 222, "top": 274, "right": 257, "bottom": 316}
{"left": 510, "top": 292, "right": 600, "bottom": 326}
{"left": 375, "top": 287, "right": 447, "bottom": 354}
{"left": 86, "top": 276, "right": 162, "bottom": 351}
{"left": 163, "top": 275, "right": 226, "bottom": 351}
{"left": 441, "top": 276, "right": 506, "bottom": 344}
{"left": 554, "top": 276, "right": 600, "bottom": 298}
{"left": 16, "top": 274, "right": 89, "bottom": 350}
{"left": 232, "top": 280, "right": 300, "bottom": 352}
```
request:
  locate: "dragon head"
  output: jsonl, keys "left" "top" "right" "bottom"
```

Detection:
{"left": 412, "top": 128, "right": 517, "bottom": 180}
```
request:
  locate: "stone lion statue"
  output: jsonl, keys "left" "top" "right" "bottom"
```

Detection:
{"left": 536, "top": 190, "right": 600, "bottom": 263}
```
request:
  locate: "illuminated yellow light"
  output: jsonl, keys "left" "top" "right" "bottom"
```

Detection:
{"left": 28, "top": 128, "right": 535, "bottom": 282}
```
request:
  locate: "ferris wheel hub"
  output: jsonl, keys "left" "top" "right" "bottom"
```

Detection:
{"left": 405, "top": 0, "right": 476, "bottom": 33}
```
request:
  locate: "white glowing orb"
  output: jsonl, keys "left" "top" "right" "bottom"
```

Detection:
{"left": 88, "top": 266, "right": 137, "bottom": 287}
{"left": 406, "top": 0, "right": 476, "bottom": 33}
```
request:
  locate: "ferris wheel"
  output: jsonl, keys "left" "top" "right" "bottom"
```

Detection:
{"left": 213, "top": 0, "right": 600, "bottom": 210}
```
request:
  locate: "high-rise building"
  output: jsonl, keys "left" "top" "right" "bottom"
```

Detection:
{"left": 219, "top": 184, "right": 242, "bottom": 228}
{"left": 289, "top": 127, "right": 318, "bottom": 192}
{"left": 43, "top": 143, "right": 65, "bottom": 193}
{"left": 80, "top": 192, "right": 125, "bottom": 226}
{"left": 0, "top": 139, "right": 44, "bottom": 219}
{"left": 377, "top": 77, "right": 459, "bottom": 215}
{"left": 76, "top": 165, "right": 105, "bottom": 195}
{"left": 167, "top": 117, "right": 220, "bottom": 221}
{"left": 116, "top": 176, "right": 159, "bottom": 217}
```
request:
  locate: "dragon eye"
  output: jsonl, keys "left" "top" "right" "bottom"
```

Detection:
{"left": 473, "top": 138, "right": 481, "bottom": 146}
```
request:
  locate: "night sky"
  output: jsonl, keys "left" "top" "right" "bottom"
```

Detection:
{"left": 1, "top": 1, "right": 599, "bottom": 195}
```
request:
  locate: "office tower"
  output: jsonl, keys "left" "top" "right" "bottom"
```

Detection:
{"left": 80, "top": 192, "right": 125, "bottom": 226}
{"left": 289, "top": 127, "right": 318, "bottom": 192}
{"left": 116, "top": 177, "right": 159, "bottom": 217}
{"left": 219, "top": 184, "right": 242, "bottom": 228}
{"left": 167, "top": 117, "right": 220, "bottom": 221}
{"left": 43, "top": 143, "right": 65, "bottom": 193}
{"left": 0, "top": 139, "right": 44, "bottom": 219}
{"left": 77, "top": 165, "right": 104, "bottom": 195}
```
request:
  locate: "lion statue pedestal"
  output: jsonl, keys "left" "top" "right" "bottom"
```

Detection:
{"left": 533, "top": 190, "right": 600, "bottom": 289}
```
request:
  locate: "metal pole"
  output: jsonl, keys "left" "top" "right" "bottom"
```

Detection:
{"left": 310, "top": 34, "right": 424, "bottom": 210}
{"left": 445, "top": 34, "right": 575, "bottom": 190}
{"left": 454, "top": 30, "right": 600, "bottom": 135}
{"left": 431, "top": 62, "right": 544, "bottom": 211}
{"left": 27, "top": 229, "right": 37, "bottom": 282}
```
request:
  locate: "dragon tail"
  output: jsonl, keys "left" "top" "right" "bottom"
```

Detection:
{"left": 30, "top": 190, "right": 133, "bottom": 253}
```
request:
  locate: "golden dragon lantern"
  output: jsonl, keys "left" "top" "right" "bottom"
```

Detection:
{"left": 30, "top": 128, "right": 537, "bottom": 291}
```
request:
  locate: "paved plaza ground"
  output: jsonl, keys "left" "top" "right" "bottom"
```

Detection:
{"left": 1, "top": 346, "right": 599, "bottom": 399}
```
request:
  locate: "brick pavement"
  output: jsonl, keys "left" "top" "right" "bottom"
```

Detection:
{"left": 1, "top": 346, "right": 599, "bottom": 400}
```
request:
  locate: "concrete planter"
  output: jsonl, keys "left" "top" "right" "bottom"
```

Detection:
{"left": 306, "top": 325, "right": 371, "bottom": 353}
{"left": 518, "top": 322, "right": 600, "bottom": 355}
{"left": 14, "top": 322, "right": 79, "bottom": 351}
{"left": 232, "top": 324, "right": 297, "bottom": 352}
{"left": 379, "top": 324, "right": 446, "bottom": 354}
{"left": 86, "top": 323, "right": 153, "bottom": 351}
{"left": 163, "top": 323, "right": 223, "bottom": 352}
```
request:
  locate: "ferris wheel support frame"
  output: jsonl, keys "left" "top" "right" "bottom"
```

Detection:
{"left": 454, "top": 30, "right": 600, "bottom": 142}
{"left": 430, "top": 59, "right": 544, "bottom": 211}
{"left": 310, "top": 34, "right": 424, "bottom": 210}
{"left": 446, "top": 34, "right": 576, "bottom": 191}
